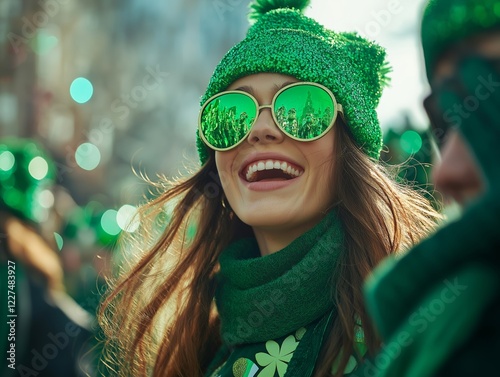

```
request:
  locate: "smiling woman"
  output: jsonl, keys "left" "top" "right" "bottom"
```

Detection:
{"left": 98, "top": 1, "right": 441, "bottom": 377}
{"left": 215, "top": 73, "right": 339, "bottom": 254}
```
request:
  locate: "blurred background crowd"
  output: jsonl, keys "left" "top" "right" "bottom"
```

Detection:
{"left": 0, "top": 0, "right": 439, "bottom": 375}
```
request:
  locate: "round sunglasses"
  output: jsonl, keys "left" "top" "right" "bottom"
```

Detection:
{"left": 198, "top": 82, "right": 344, "bottom": 151}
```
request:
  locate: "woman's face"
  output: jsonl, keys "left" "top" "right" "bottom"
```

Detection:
{"left": 215, "top": 73, "right": 336, "bottom": 240}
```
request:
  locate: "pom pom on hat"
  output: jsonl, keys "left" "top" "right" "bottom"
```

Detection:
{"left": 249, "top": 0, "right": 310, "bottom": 21}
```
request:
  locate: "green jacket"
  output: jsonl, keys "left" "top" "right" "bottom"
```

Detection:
{"left": 360, "top": 56, "right": 500, "bottom": 377}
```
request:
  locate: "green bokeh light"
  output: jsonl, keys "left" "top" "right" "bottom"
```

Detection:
{"left": 38, "top": 189, "right": 55, "bottom": 209}
{"left": 0, "top": 151, "right": 15, "bottom": 171}
{"left": 117, "top": 204, "right": 140, "bottom": 233}
{"left": 400, "top": 130, "right": 423, "bottom": 155}
{"left": 75, "top": 143, "right": 101, "bottom": 171}
{"left": 28, "top": 156, "right": 49, "bottom": 180}
{"left": 4, "top": 189, "right": 23, "bottom": 208}
{"left": 31, "top": 31, "right": 58, "bottom": 55}
{"left": 101, "top": 209, "right": 121, "bottom": 236}
{"left": 54, "top": 232, "right": 64, "bottom": 251}
{"left": 70, "top": 77, "right": 94, "bottom": 104}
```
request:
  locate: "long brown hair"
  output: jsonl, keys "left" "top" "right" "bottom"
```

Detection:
{"left": 98, "top": 121, "right": 440, "bottom": 377}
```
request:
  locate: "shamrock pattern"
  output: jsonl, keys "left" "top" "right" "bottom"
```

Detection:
{"left": 231, "top": 328, "right": 305, "bottom": 377}
{"left": 219, "top": 323, "right": 365, "bottom": 377}
{"left": 255, "top": 335, "right": 299, "bottom": 377}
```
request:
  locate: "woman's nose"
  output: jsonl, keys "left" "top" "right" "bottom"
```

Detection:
{"left": 246, "top": 107, "right": 285, "bottom": 145}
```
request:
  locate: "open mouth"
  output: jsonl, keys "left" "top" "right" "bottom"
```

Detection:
{"left": 243, "top": 159, "right": 304, "bottom": 183}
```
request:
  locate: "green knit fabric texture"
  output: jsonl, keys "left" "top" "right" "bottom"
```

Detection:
{"left": 197, "top": 0, "right": 390, "bottom": 164}
{"left": 215, "top": 210, "right": 344, "bottom": 345}
{"left": 421, "top": 0, "right": 500, "bottom": 81}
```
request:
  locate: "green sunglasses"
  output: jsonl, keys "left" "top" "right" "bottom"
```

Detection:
{"left": 198, "top": 82, "right": 344, "bottom": 151}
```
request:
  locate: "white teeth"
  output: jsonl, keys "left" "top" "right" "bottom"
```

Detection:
{"left": 245, "top": 159, "right": 303, "bottom": 182}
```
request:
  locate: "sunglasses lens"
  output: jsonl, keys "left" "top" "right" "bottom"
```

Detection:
{"left": 274, "top": 84, "right": 335, "bottom": 139}
{"left": 200, "top": 93, "right": 257, "bottom": 149}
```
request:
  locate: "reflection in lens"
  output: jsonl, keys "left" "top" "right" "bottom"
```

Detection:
{"left": 200, "top": 93, "right": 256, "bottom": 149}
{"left": 274, "top": 85, "right": 335, "bottom": 139}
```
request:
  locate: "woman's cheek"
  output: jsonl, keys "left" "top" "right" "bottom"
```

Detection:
{"left": 215, "top": 151, "right": 238, "bottom": 194}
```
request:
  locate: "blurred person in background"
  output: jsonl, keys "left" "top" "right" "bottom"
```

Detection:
{"left": 98, "top": 1, "right": 441, "bottom": 376}
{"left": 361, "top": 0, "right": 500, "bottom": 376}
{"left": 0, "top": 138, "right": 95, "bottom": 377}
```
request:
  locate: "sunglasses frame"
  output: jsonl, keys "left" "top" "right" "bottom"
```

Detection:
{"left": 198, "top": 82, "right": 344, "bottom": 151}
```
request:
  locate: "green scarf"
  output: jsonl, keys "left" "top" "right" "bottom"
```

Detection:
{"left": 215, "top": 211, "right": 344, "bottom": 346}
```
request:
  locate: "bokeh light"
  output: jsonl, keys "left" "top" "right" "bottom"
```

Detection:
{"left": 38, "top": 189, "right": 55, "bottom": 209}
{"left": 70, "top": 77, "right": 94, "bottom": 104}
{"left": 31, "top": 31, "right": 59, "bottom": 55}
{"left": 75, "top": 143, "right": 101, "bottom": 171}
{"left": 54, "top": 232, "right": 64, "bottom": 251}
{"left": 3, "top": 189, "right": 22, "bottom": 208}
{"left": 101, "top": 209, "right": 121, "bottom": 236}
{"left": 117, "top": 204, "right": 140, "bottom": 233}
{"left": 28, "top": 156, "right": 49, "bottom": 180}
{"left": 0, "top": 151, "right": 15, "bottom": 171}
{"left": 400, "top": 130, "right": 423, "bottom": 155}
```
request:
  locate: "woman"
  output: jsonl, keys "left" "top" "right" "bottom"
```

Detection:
{"left": 99, "top": 1, "right": 440, "bottom": 376}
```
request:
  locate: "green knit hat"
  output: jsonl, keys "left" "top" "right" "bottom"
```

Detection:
{"left": 197, "top": 0, "right": 390, "bottom": 164}
{"left": 0, "top": 138, "right": 56, "bottom": 223}
{"left": 422, "top": 0, "right": 500, "bottom": 82}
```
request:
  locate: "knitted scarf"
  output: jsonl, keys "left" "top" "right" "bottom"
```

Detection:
{"left": 215, "top": 210, "right": 344, "bottom": 346}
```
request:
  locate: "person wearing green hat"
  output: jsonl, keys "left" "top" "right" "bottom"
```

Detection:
{"left": 0, "top": 138, "right": 95, "bottom": 376}
{"left": 360, "top": 1, "right": 500, "bottom": 376}
{"left": 98, "top": 1, "right": 440, "bottom": 376}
